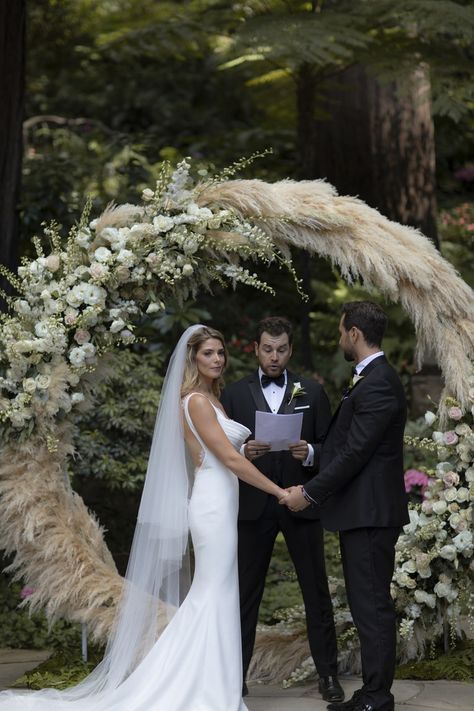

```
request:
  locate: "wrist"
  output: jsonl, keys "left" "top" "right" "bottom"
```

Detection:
{"left": 301, "top": 486, "right": 317, "bottom": 506}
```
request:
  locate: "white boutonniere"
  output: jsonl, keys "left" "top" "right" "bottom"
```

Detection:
{"left": 288, "top": 381, "right": 307, "bottom": 405}
{"left": 351, "top": 374, "right": 364, "bottom": 386}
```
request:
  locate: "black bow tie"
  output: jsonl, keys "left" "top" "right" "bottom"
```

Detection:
{"left": 261, "top": 373, "right": 285, "bottom": 388}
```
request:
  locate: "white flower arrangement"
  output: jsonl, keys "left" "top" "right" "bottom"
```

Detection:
{"left": 0, "top": 155, "right": 301, "bottom": 447}
{"left": 393, "top": 387, "right": 474, "bottom": 652}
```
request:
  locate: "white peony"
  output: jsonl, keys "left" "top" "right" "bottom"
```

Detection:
{"left": 452, "top": 530, "right": 473, "bottom": 553}
{"left": 69, "top": 347, "right": 86, "bottom": 367}
{"left": 153, "top": 215, "right": 175, "bottom": 232}
{"left": 439, "top": 544, "right": 457, "bottom": 561}
{"left": 116, "top": 249, "right": 135, "bottom": 267}
{"left": 35, "top": 321, "right": 50, "bottom": 339}
{"left": 94, "top": 247, "right": 112, "bottom": 263}
{"left": 414, "top": 590, "right": 436, "bottom": 608}
{"left": 45, "top": 254, "right": 60, "bottom": 272}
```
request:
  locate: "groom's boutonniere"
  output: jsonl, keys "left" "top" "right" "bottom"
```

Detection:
{"left": 351, "top": 374, "right": 364, "bottom": 387}
{"left": 288, "top": 381, "right": 307, "bottom": 405}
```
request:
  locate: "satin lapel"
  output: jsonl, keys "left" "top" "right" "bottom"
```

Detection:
{"left": 247, "top": 373, "right": 270, "bottom": 413}
{"left": 280, "top": 372, "right": 295, "bottom": 414}
{"left": 328, "top": 355, "right": 388, "bottom": 429}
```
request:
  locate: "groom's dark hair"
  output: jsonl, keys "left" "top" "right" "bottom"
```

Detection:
{"left": 341, "top": 301, "right": 387, "bottom": 347}
{"left": 256, "top": 316, "right": 293, "bottom": 345}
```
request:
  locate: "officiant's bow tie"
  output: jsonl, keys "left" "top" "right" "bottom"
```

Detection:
{"left": 261, "top": 373, "right": 285, "bottom": 388}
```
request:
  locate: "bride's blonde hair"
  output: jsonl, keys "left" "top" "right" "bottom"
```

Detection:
{"left": 181, "top": 326, "right": 228, "bottom": 398}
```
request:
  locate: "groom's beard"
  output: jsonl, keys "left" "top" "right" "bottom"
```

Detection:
{"left": 343, "top": 348, "right": 356, "bottom": 362}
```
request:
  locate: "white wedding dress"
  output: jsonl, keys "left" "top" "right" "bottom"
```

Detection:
{"left": 0, "top": 394, "right": 251, "bottom": 711}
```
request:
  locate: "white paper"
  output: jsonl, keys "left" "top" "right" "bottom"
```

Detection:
{"left": 254, "top": 411, "right": 303, "bottom": 452}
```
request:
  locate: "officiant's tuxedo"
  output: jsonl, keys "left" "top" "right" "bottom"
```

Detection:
{"left": 221, "top": 370, "right": 338, "bottom": 682}
{"left": 304, "top": 355, "right": 409, "bottom": 710}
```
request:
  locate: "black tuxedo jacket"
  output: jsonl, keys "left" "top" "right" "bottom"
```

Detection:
{"left": 304, "top": 355, "right": 409, "bottom": 532}
{"left": 221, "top": 370, "right": 332, "bottom": 521}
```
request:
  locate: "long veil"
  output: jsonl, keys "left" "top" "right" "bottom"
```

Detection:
{"left": 0, "top": 324, "right": 205, "bottom": 710}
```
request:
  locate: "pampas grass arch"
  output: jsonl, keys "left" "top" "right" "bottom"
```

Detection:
{"left": 1, "top": 170, "right": 473, "bottom": 650}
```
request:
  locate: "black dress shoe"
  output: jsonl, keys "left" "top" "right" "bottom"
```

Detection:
{"left": 242, "top": 682, "right": 249, "bottom": 697}
{"left": 327, "top": 689, "right": 363, "bottom": 710}
{"left": 319, "top": 675, "right": 344, "bottom": 702}
{"left": 353, "top": 702, "right": 394, "bottom": 711}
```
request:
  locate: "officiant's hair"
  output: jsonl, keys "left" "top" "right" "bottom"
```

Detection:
{"left": 255, "top": 316, "right": 293, "bottom": 345}
{"left": 181, "top": 326, "right": 228, "bottom": 397}
{"left": 341, "top": 301, "right": 387, "bottom": 347}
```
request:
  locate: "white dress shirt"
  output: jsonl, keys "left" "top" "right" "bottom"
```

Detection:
{"left": 354, "top": 351, "right": 384, "bottom": 375}
{"left": 242, "top": 368, "right": 314, "bottom": 467}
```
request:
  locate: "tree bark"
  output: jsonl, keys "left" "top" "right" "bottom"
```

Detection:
{"left": 309, "top": 64, "right": 439, "bottom": 246}
{"left": 0, "top": 0, "right": 26, "bottom": 275}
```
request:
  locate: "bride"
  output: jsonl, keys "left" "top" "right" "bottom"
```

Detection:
{"left": 0, "top": 325, "right": 288, "bottom": 711}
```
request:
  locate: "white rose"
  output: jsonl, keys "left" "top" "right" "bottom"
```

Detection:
{"left": 456, "top": 487, "right": 469, "bottom": 503}
{"left": 449, "top": 513, "right": 462, "bottom": 529}
{"left": 110, "top": 319, "right": 126, "bottom": 333}
{"left": 23, "top": 378, "right": 37, "bottom": 394}
{"left": 182, "top": 263, "right": 194, "bottom": 276}
{"left": 434, "top": 581, "right": 452, "bottom": 598}
{"left": 69, "top": 347, "right": 86, "bottom": 367}
{"left": 45, "top": 254, "right": 60, "bottom": 272}
{"left": 439, "top": 544, "right": 457, "bottom": 561}
{"left": 432, "top": 500, "right": 447, "bottom": 515}
{"left": 35, "top": 375, "right": 51, "bottom": 390}
{"left": 453, "top": 530, "right": 473, "bottom": 553}
{"left": 35, "top": 321, "right": 50, "bottom": 338}
{"left": 424, "top": 410, "right": 437, "bottom": 426}
{"left": 142, "top": 188, "right": 154, "bottom": 200}
{"left": 432, "top": 431, "right": 444, "bottom": 444}
{"left": 465, "top": 467, "right": 474, "bottom": 483}
{"left": 94, "top": 247, "right": 112, "bottom": 263}
{"left": 454, "top": 423, "right": 471, "bottom": 436}
{"left": 90, "top": 262, "right": 109, "bottom": 279}
{"left": 71, "top": 392, "right": 85, "bottom": 404}
{"left": 81, "top": 343, "right": 96, "bottom": 359}
{"left": 414, "top": 590, "right": 436, "bottom": 608}
{"left": 444, "top": 487, "right": 458, "bottom": 502}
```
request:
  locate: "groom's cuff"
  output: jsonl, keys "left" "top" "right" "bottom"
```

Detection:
{"left": 301, "top": 486, "right": 318, "bottom": 506}
{"left": 302, "top": 444, "right": 314, "bottom": 467}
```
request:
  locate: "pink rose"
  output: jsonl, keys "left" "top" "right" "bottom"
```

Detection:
{"left": 448, "top": 406, "right": 463, "bottom": 421}
{"left": 20, "top": 585, "right": 35, "bottom": 599}
{"left": 443, "top": 431, "right": 459, "bottom": 445}
{"left": 74, "top": 329, "right": 91, "bottom": 345}
{"left": 443, "top": 471, "right": 460, "bottom": 488}
{"left": 421, "top": 500, "right": 433, "bottom": 514}
{"left": 65, "top": 313, "right": 78, "bottom": 326}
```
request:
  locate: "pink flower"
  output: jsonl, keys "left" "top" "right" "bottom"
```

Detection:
{"left": 20, "top": 585, "right": 35, "bottom": 599}
{"left": 448, "top": 406, "right": 463, "bottom": 421}
{"left": 443, "top": 431, "right": 459, "bottom": 445}
{"left": 74, "top": 329, "right": 91, "bottom": 345}
{"left": 443, "top": 471, "right": 460, "bottom": 488}
{"left": 404, "top": 469, "right": 430, "bottom": 498}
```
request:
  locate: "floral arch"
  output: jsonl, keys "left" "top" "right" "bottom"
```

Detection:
{"left": 0, "top": 159, "right": 473, "bottom": 659}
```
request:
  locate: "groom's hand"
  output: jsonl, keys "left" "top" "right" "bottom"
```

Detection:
{"left": 282, "top": 486, "right": 310, "bottom": 512}
{"left": 244, "top": 440, "right": 271, "bottom": 460}
{"left": 288, "top": 440, "right": 309, "bottom": 461}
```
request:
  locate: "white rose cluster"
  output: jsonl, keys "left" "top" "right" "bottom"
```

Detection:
{"left": 393, "top": 396, "right": 474, "bottom": 655}
{"left": 0, "top": 156, "right": 288, "bottom": 445}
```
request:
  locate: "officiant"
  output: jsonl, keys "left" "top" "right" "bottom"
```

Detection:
{"left": 221, "top": 316, "right": 343, "bottom": 703}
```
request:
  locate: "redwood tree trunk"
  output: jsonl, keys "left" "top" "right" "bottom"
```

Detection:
{"left": 309, "top": 64, "right": 439, "bottom": 246}
{"left": 0, "top": 0, "right": 26, "bottom": 275}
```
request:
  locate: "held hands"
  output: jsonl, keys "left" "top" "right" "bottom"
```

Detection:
{"left": 278, "top": 486, "right": 310, "bottom": 512}
{"left": 244, "top": 440, "right": 271, "bottom": 461}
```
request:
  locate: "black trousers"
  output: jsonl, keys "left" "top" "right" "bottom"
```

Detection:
{"left": 238, "top": 496, "right": 338, "bottom": 680}
{"left": 339, "top": 526, "right": 401, "bottom": 709}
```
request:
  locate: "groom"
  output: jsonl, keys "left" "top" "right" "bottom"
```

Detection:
{"left": 221, "top": 316, "right": 343, "bottom": 703}
{"left": 284, "top": 302, "right": 409, "bottom": 711}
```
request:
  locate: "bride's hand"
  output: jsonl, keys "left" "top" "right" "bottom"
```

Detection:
{"left": 277, "top": 488, "right": 290, "bottom": 504}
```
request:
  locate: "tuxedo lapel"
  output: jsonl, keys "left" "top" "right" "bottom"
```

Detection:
{"left": 327, "top": 355, "right": 388, "bottom": 430}
{"left": 279, "top": 372, "right": 295, "bottom": 414}
{"left": 247, "top": 373, "right": 270, "bottom": 413}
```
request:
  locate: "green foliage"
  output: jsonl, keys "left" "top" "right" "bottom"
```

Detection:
{"left": 395, "top": 641, "right": 474, "bottom": 681}
{"left": 72, "top": 349, "right": 165, "bottom": 491}
{"left": 0, "top": 574, "right": 82, "bottom": 650}
{"left": 13, "top": 648, "right": 103, "bottom": 690}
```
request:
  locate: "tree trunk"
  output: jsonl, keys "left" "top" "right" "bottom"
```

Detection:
{"left": 310, "top": 65, "right": 439, "bottom": 246}
{"left": 0, "top": 0, "right": 26, "bottom": 275}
